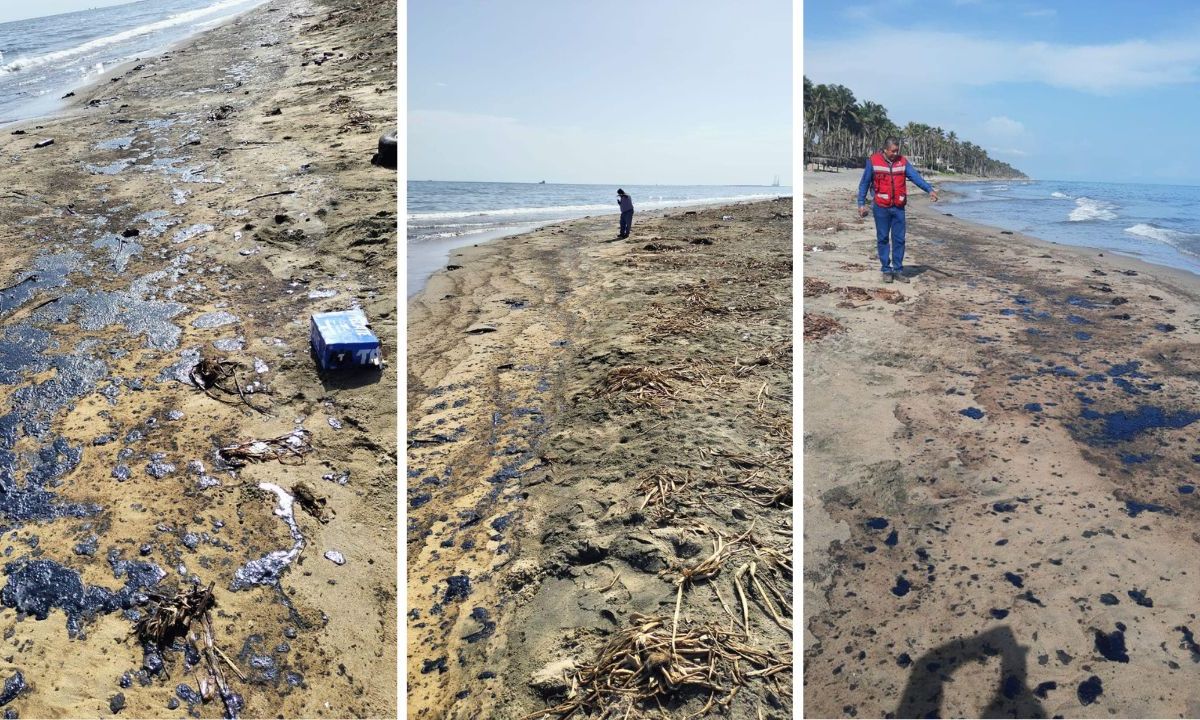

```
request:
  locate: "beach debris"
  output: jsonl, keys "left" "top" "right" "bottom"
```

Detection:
{"left": 310, "top": 309, "right": 383, "bottom": 370}
{"left": 188, "top": 355, "right": 271, "bottom": 416}
{"left": 218, "top": 429, "right": 312, "bottom": 467}
{"left": 804, "top": 277, "right": 834, "bottom": 297}
{"left": 244, "top": 189, "right": 296, "bottom": 203}
{"left": 292, "top": 481, "right": 334, "bottom": 523}
{"left": 374, "top": 129, "right": 397, "bottom": 169}
{"left": 33, "top": 139, "right": 54, "bottom": 149}
{"left": 133, "top": 583, "right": 215, "bottom": 648}
{"left": 208, "top": 105, "right": 234, "bottom": 121}
{"left": 596, "top": 366, "right": 679, "bottom": 408}
{"left": 523, "top": 614, "right": 789, "bottom": 718}
{"left": 642, "top": 243, "right": 682, "bottom": 252}
{"left": 324, "top": 550, "right": 346, "bottom": 566}
{"left": 839, "top": 286, "right": 905, "bottom": 305}
{"left": 637, "top": 471, "right": 693, "bottom": 524}
{"left": 803, "top": 312, "right": 844, "bottom": 341}
{"left": 464, "top": 323, "right": 497, "bottom": 335}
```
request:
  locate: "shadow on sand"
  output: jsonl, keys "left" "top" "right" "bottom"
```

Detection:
{"left": 896, "top": 625, "right": 1047, "bottom": 719}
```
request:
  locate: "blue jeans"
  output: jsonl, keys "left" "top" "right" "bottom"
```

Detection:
{"left": 872, "top": 205, "right": 906, "bottom": 273}
{"left": 620, "top": 210, "right": 633, "bottom": 236}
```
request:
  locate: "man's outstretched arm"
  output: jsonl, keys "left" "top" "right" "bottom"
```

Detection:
{"left": 906, "top": 164, "right": 939, "bottom": 201}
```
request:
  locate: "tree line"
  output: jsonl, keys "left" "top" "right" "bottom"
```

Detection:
{"left": 803, "top": 77, "right": 1027, "bottom": 178}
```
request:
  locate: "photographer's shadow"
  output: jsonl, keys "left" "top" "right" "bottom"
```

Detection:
{"left": 896, "top": 625, "right": 1046, "bottom": 719}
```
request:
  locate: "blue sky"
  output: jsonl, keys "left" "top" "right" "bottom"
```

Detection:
{"left": 408, "top": 1, "right": 793, "bottom": 185}
{"left": 804, "top": 0, "right": 1200, "bottom": 184}
{"left": 0, "top": 0, "right": 132, "bottom": 24}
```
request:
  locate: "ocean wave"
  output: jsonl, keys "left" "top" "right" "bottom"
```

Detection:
{"left": 1123, "top": 223, "right": 1199, "bottom": 245}
{"left": 1068, "top": 197, "right": 1117, "bottom": 222}
{"left": 0, "top": 0, "right": 262, "bottom": 75}
{"left": 407, "top": 193, "right": 784, "bottom": 222}
{"left": 1050, "top": 191, "right": 1071, "bottom": 199}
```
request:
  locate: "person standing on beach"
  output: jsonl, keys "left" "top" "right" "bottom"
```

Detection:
{"left": 857, "top": 137, "right": 938, "bottom": 283}
{"left": 617, "top": 189, "right": 634, "bottom": 239}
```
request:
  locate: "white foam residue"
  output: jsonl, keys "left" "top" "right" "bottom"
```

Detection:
{"left": 1068, "top": 197, "right": 1117, "bottom": 222}
{"left": 1050, "top": 191, "right": 1070, "bottom": 199}
{"left": 229, "top": 482, "right": 305, "bottom": 590}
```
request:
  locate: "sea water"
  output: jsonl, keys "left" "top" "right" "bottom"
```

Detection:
{"left": 941, "top": 180, "right": 1200, "bottom": 276}
{"left": 407, "top": 180, "right": 792, "bottom": 295}
{"left": 0, "top": 0, "right": 266, "bottom": 125}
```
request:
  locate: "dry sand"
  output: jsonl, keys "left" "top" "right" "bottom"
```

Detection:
{"left": 0, "top": 0, "right": 396, "bottom": 716}
{"left": 804, "top": 170, "right": 1200, "bottom": 718}
{"left": 407, "top": 201, "right": 793, "bottom": 718}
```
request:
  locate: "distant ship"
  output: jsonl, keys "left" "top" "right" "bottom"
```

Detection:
{"left": 538, "top": 180, "right": 546, "bottom": 184}
{"left": 771, "top": 175, "right": 780, "bottom": 187}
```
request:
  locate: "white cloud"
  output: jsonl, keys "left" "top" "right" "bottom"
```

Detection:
{"left": 989, "top": 147, "right": 1029, "bottom": 156}
{"left": 984, "top": 116, "right": 1026, "bottom": 136}
{"left": 805, "top": 29, "right": 1200, "bottom": 96}
{"left": 435, "top": 82, "right": 447, "bottom": 87}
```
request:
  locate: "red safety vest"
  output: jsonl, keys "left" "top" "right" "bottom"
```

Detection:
{"left": 871, "top": 152, "right": 908, "bottom": 208}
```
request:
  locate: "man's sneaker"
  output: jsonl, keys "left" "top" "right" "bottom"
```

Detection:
{"left": 882, "top": 272, "right": 894, "bottom": 284}
{"left": 893, "top": 271, "right": 910, "bottom": 284}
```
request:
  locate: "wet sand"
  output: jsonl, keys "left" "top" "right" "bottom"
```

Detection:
{"left": 407, "top": 201, "right": 793, "bottom": 718}
{"left": 804, "top": 170, "right": 1200, "bottom": 718}
{"left": 0, "top": 0, "right": 396, "bottom": 717}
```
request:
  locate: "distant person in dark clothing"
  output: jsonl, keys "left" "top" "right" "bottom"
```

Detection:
{"left": 617, "top": 189, "right": 634, "bottom": 238}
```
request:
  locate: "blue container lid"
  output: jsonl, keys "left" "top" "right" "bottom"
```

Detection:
{"left": 312, "top": 310, "right": 380, "bottom": 347}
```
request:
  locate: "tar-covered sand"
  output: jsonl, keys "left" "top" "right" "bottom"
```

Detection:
{"left": 407, "top": 201, "right": 794, "bottom": 718}
{"left": 804, "top": 170, "right": 1200, "bottom": 718}
{"left": 0, "top": 0, "right": 396, "bottom": 716}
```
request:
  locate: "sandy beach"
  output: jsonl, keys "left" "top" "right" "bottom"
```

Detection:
{"left": 804, "top": 169, "right": 1200, "bottom": 717}
{"left": 0, "top": 0, "right": 396, "bottom": 717}
{"left": 407, "top": 200, "right": 793, "bottom": 718}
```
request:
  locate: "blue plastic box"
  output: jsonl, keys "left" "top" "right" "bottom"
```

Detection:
{"left": 310, "top": 310, "right": 382, "bottom": 370}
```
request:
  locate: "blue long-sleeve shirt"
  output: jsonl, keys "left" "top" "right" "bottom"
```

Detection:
{"left": 857, "top": 158, "right": 934, "bottom": 207}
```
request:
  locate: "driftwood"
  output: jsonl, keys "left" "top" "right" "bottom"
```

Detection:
{"left": 218, "top": 429, "right": 313, "bottom": 467}
{"left": 189, "top": 356, "right": 271, "bottom": 416}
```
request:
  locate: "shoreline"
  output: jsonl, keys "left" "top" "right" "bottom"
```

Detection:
{"left": 407, "top": 194, "right": 794, "bottom": 298}
{"left": 803, "top": 169, "right": 1200, "bottom": 717}
{"left": 0, "top": 0, "right": 398, "bottom": 716}
{"left": 0, "top": 1, "right": 270, "bottom": 132}
{"left": 407, "top": 199, "right": 793, "bottom": 718}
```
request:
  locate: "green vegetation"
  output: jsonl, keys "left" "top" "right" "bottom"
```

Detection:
{"left": 803, "top": 77, "right": 1027, "bottom": 178}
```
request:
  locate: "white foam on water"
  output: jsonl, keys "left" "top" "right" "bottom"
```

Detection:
{"left": 1050, "top": 191, "right": 1071, "bottom": 199}
{"left": 1068, "top": 197, "right": 1117, "bottom": 222}
{"left": 0, "top": 0, "right": 262, "bottom": 74}
{"left": 407, "top": 193, "right": 784, "bottom": 222}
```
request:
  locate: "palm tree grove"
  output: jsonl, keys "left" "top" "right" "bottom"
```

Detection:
{"left": 803, "top": 76, "right": 1027, "bottom": 179}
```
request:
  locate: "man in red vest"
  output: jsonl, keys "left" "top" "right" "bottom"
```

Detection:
{"left": 857, "top": 137, "right": 938, "bottom": 283}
